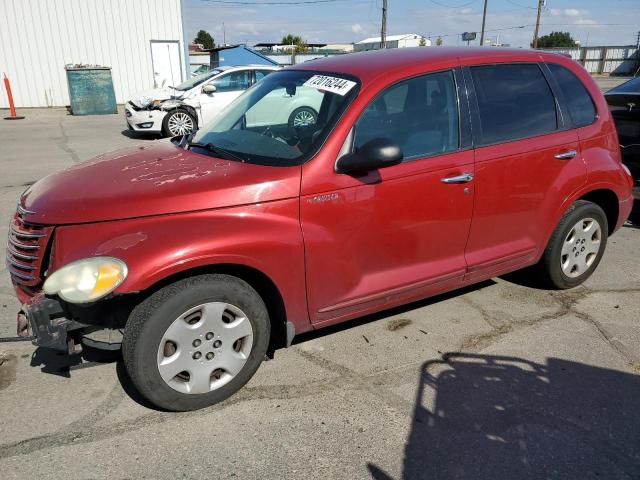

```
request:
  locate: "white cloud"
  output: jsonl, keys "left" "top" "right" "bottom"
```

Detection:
{"left": 351, "top": 23, "right": 364, "bottom": 34}
{"left": 564, "top": 8, "right": 582, "bottom": 17}
{"left": 460, "top": 8, "right": 473, "bottom": 15}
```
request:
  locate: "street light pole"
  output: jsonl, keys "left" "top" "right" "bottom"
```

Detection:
{"left": 479, "top": 0, "right": 488, "bottom": 46}
{"left": 380, "top": 0, "right": 387, "bottom": 49}
{"left": 532, "top": 0, "right": 545, "bottom": 49}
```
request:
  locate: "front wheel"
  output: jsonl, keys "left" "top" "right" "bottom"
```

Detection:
{"left": 288, "top": 106, "right": 317, "bottom": 129}
{"left": 537, "top": 200, "right": 608, "bottom": 289}
{"left": 122, "top": 274, "right": 270, "bottom": 411}
{"left": 162, "top": 109, "right": 196, "bottom": 137}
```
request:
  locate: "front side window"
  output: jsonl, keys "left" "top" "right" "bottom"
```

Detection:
{"left": 548, "top": 63, "right": 597, "bottom": 128}
{"left": 470, "top": 63, "right": 558, "bottom": 145}
{"left": 354, "top": 70, "right": 459, "bottom": 159}
{"left": 211, "top": 70, "right": 251, "bottom": 92}
{"left": 255, "top": 70, "right": 274, "bottom": 82}
{"left": 191, "top": 70, "right": 359, "bottom": 166}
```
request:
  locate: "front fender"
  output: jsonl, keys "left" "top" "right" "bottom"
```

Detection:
{"left": 51, "top": 198, "right": 310, "bottom": 332}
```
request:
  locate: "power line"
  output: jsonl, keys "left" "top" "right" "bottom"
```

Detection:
{"left": 198, "top": 0, "right": 357, "bottom": 5}
{"left": 427, "top": 0, "right": 476, "bottom": 7}
{"left": 504, "top": 0, "right": 537, "bottom": 9}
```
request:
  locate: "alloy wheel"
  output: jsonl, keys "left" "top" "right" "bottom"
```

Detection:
{"left": 293, "top": 109, "right": 316, "bottom": 127}
{"left": 167, "top": 112, "right": 194, "bottom": 136}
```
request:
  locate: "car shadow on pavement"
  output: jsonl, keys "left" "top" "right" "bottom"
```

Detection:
{"left": 367, "top": 352, "right": 640, "bottom": 480}
{"left": 30, "top": 344, "right": 120, "bottom": 378}
{"left": 120, "top": 129, "right": 162, "bottom": 140}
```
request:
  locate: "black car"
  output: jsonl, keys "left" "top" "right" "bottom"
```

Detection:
{"left": 605, "top": 76, "right": 640, "bottom": 222}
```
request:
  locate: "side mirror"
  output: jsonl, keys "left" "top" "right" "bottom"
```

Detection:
{"left": 202, "top": 84, "right": 216, "bottom": 94}
{"left": 335, "top": 138, "right": 403, "bottom": 174}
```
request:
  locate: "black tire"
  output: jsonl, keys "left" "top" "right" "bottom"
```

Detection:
{"left": 161, "top": 108, "right": 197, "bottom": 137}
{"left": 122, "top": 274, "right": 270, "bottom": 411}
{"left": 288, "top": 106, "right": 317, "bottom": 129}
{"left": 536, "top": 200, "right": 608, "bottom": 289}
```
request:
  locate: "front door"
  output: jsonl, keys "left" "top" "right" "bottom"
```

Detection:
{"left": 150, "top": 41, "right": 182, "bottom": 89}
{"left": 301, "top": 69, "right": 475, "bottom": 325}
{"left": 198, "top": 70, "right": 252, "bottom": 124}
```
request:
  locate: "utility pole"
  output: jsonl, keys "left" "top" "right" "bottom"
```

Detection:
{"left": 380, "top": 0, "right": 387, "bottom": 49}
{"left": 532, "top": 0, "right": 545, "bottom": 49}
{"left": 479, "top": 0, "right": 488, "bottom": 46}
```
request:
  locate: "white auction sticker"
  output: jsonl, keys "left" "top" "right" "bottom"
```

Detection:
{"left": 303, "top": 75, "right": 357, "bottom": 96}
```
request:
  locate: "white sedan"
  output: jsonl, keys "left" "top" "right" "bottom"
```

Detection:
{"left": 125, "top": 65, "right": 281, "bottom": 137}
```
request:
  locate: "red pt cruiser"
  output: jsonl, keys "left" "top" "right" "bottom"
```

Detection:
{"left": 8, "top": 48, "right": 634, "bottom": 410}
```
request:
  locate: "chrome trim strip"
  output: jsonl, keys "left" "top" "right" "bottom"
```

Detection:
{"left": 16, "top": 204, "right": 35, "bottom": 215}
{"left": 6, "top": 244, "right": 38, "bottom": 260}
{"left": 10, "top": 226, "right": 45, "bottom": 239}
{"left": 7, "top": 237, "right": 40, "bottom": 250}
{"left": 7, "top": 258, "right": 35, "bottom": 270}
{"left": 6, "top": 265, "right": 35, "bottom": 281}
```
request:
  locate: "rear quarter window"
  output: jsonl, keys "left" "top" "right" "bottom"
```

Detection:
{"left": 470, "top": 63, "right": 558, "bottom": 145}
{"left": 547, "top": 63, "right": 597, "bottom": 128}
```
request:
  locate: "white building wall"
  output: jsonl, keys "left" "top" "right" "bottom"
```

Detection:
{"left": 0, "top": 0, "right": 185, "bottom": 108}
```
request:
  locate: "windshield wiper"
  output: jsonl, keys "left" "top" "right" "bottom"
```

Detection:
{"left": 189, "top": 141, "right": 247, "bottom": 163}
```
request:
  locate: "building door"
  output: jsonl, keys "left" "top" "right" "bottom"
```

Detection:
{"left": 151, "top": 41, "right": 182, "bottom": 88}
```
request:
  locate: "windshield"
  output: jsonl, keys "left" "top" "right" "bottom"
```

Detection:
{"left": 174, "top": 69, "right": 222, "bottom": 91}
{"left": 191, "top": 70, "right": 359, "bottom": 166}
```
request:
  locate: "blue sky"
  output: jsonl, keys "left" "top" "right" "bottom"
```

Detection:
{"left": 183, "top": 0, "right": 640, "bottom": 48}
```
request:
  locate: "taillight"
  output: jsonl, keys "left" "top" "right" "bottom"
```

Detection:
{"left": 621, "top": 164, "right": 634, "bottom": 188}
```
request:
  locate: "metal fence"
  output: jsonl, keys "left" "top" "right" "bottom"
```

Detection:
{"left": 539, "top": 46, "right": 639, "bottom": 76}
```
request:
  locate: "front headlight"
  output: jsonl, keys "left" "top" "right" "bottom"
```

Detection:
{"left": 137, "top": 96, "right": 154, "bottom": 108}
{"left": 43, "top": 257, "right": 128, "bottom": 304}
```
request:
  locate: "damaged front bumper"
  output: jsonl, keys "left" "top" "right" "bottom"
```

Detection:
{"left": 17, "top": 294, "right": 86, "bottom": 354}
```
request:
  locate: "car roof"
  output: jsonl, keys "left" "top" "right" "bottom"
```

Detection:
{"left": 291, "top": 47, "right": 554, "bottom": 82}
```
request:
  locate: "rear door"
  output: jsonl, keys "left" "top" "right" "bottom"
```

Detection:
{"left": 462, "top": 62, "right": 586, "bottom": 281}
{"left": 301, "top": 69, "right": 475, "bottom": 325}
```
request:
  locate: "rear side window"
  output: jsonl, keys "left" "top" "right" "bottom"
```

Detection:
{"left": 547, "top": 63, "right": 597, "bottom": 128}
{"left": 354, "top": 70, "right": 459, "bottom": 160}
{"left": 470, "top": 63, "right": 558, "bottom": 145}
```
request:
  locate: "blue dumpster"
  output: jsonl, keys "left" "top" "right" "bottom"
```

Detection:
{"left": 65, "top": 65, "right": 117, "bottom": 115}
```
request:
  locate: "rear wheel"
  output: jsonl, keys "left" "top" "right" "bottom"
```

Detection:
{"left": 537, "top": 200, "right": 608, "bottom": 289}
{"left": 122, "top": 274, "right": 270, "bottom": 411}
{"left": 162, "top": 109, "right": 196, "bottom": 137}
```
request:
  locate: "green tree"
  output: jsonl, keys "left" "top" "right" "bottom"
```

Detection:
{"left": 281, "top": 34, "right": 308, "bottom": 53}
{"left": 436, "top": 36, "right": 443, "bottom": 46}
{"left": 419, "top": 37, "right": 427, "bottom": 47}
{"left": 533, "top": 31, "right": 577, "bottom": 48}
{"left": 194, "top": 30, "right": 215, "bottom": 49}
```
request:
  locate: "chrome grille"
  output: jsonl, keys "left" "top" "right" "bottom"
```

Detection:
{"left": 6, "top": 207, "right": 53, "bottom": 287}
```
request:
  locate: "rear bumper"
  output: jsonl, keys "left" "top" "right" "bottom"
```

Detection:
{"left": 617, "top": 193, "right": 635, "bottom": 230}
{"left": 18, "top": 294, "right": 86, "bottom": 352}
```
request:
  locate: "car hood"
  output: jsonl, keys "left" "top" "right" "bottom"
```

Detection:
{"left": 128, "top": 88, "right": 177, "bottom": 107}
{"left": 20, "top": 141, "right": 301, "bottom": 225}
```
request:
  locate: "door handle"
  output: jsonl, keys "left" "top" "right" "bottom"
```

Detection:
{"left": 554, "top": 149, "right": 577, "bottom": 160}
{"left": 441, "top": 173, "right": 474, "bottom": 184}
